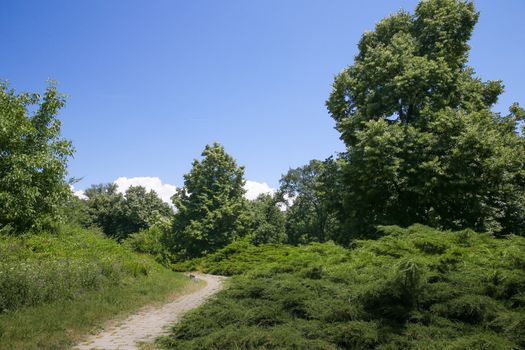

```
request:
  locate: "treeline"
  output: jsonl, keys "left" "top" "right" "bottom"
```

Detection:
{"left": 64, "top": 143, "right": 296, "bottom": 260}
{"left": 66, "top": 184, "right": 174, "bottom": 241}
{"left": 2, "top": 0, "right": 525, "bottom": 262}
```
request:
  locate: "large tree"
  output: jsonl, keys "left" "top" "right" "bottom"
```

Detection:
{"left": 327, "top": 0, "right": 525, "bottom": 236}
{"left": 167, "top": 143, "right": 247, "bottom": 258}
{"left": 0, "top": 82, "right": 74, "bottom": 233}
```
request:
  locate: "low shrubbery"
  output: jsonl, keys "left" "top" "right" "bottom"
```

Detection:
{"left": 123, "top": 225, "right": 173, "bottom": 266}
{"left": 0, "top": 225, "right": 159, "bottom": 312}
{"left": 162, "top": 225, "right": 525, "bottom": 349}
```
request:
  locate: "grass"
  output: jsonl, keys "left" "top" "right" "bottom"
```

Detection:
{"left": 0, "top": 225, "right": 198, "bottom": 350}
{"left": 162, "top": 224, "right": 525, "bottom": 349}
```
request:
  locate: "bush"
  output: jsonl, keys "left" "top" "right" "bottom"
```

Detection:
{"left": 160, "top": 225, "right": 525, "bottom": 349}
{"left": 123, "top": 226, "right": 173, "bottom": 265}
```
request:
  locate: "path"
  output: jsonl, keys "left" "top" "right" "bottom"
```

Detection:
{"left": 74, "top": 274, "right": 224, "bottom": 350}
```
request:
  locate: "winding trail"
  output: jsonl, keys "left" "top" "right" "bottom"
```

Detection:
{"left": 74, "top": 274, "right": 224, "bottom": 350}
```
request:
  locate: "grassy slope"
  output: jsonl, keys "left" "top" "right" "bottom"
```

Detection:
{"left": 163, "top": 225, "right": 525, "bottom": 349}
{"left": 0, "top": 226, "right": 195, "bottom": 350}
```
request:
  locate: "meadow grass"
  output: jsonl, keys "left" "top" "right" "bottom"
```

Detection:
{"left": 163, "top": 225, "right": 525, "bottom": 349}
{"left": 0, "top": 225, "right": 196, "bottom": 350}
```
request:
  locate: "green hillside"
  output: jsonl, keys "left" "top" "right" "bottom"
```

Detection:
{"left": 0, "top": 226, "right": 194, "bottom": 350}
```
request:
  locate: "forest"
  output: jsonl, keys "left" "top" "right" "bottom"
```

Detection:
{"left": 1, "top": 0, "right": 524, "bottom": 349}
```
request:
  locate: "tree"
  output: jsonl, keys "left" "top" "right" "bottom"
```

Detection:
{"left": 83, "top": 183, "right": 126, "bottom": 238}
{"left": 166, "top": 143, "right": 247, "bottom": 258}
{"left": 326, "top": 0, "right": 525, "bottom": 236}
{"left": 278, "top": 158, "right": 344, "bottom": 243}
{"left": 84, "top": 183, "right": 173, "bottom": 240}
{"left": 62, "top": 193, "right": 91, "bottom": 228}
{"left": 120, "top": 186, "right": 174, "bottom": 236}
{"left": 0, "top": 82, "right": 74, "bottom": 233}
{"left": 247, "top": 194, "right": 287, "bottom": 245}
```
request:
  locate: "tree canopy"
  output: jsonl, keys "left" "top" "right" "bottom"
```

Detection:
{"left": 326, "top": 0, "right": 525, "bottom": 236}
{"left": 0, "top": 82, "right": 74, "bottom": 233}
{"left": 247, "top": 193, "right": 287, "bottom": 245}
{"left": 83, "top": 183, "right": 173, "bottom": 240}
{"left": 167, "top": 143, "right": 248, "bottom": 258}
{"left": 278, "top": 158, "right": 344, "bottom": 244}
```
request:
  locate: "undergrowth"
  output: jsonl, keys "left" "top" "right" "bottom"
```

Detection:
{"left": 0, "top": 225, "right": 159, "bottom": 312}
{"left": 0, "top": 225, "right": 194, "bottom": 350}
{"left": 163, "top": 224, "right": 525, "bottom": 349}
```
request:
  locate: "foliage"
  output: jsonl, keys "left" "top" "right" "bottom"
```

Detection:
{"left": 123, "top": 224, "right": 173, "bottom": 266}
{"left": 83, "top": 183, "right": 173, "bottom": 240}
{"left": 82, "top": 183, "right": 125, "bottom": 236}
{"left": 0, "top": 269, "right": 197, "bottom": 350}
{"left": 62, "top": 193, "right": 91, "bottom": 228}
{"left": 163, "top": 225, "right": 525, "bottom": 349}
{"left": 326, "top": 0, "right": 525, "bottom": 236}
{"left": 0, "top": 82, "right": 74, "bottom": 233}
{"left": 0, "top": 225, "right": 162, "bottom": 312}
{"left": 166, "top": 143, "right": 248, "bottom": 259}
{"left": 278, "top": 158, "right": 344, "bottom": 244}
{"left": 246, "top": 194, "right": 287, "bottom": 245}
{"left": 0, "top": 224, "right": 196, "bottom": 350}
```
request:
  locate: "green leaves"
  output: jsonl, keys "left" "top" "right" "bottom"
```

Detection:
{"left": 82, "top": 184, "right": 173, "bottom": 241}
{"left": 165, "top": 225, "right": 525, "bottom": 349}
{"left": 247, "top": 194, "right": 287, "bottom": 245}
{"left": 168, "top": 143, "right": 247, "bottom": 259}
{"left": 278, "top": 158, "right": 343, "bottom": 244}
{"left": 0, "top": 82, "right": 73, "bottom": 233}
{"left": 326, "top": 0, "right": 525, "bottom": 236}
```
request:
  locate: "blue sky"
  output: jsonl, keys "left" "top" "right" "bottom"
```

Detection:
{"left": 2, "top": 0, "right": 524, "bottom": 198}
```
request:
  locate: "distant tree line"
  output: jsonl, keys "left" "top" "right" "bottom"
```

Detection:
{"left": 68, "top": 183, "right": 174, "bottom": 241}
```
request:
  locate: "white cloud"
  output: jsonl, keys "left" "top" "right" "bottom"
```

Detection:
{"left": 114, "top": 178, "right": 275, "bottom": 202}
{"left": 278, "top": 193, "right": 296, "bottom": 211}
{"left": 73, "top": 177, "right": 277, "bottom": 205}
{"left": 74, "top": 189, "right": 87, "bottom": 200}
{"left": 70, "top": 185, "right": 87, "bottom": 200}
{"left": 114, "top": 176, "right": 177, "bottom": 204}
{"left": 244, "top": 180, "right": 275, "bottom": 200}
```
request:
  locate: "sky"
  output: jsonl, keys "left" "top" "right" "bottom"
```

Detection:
{"left": 2, "top": 0, "right": 525, "bottom": 202}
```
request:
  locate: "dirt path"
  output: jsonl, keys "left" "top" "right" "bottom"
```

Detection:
{"left": 74, "top": 274, "right": 224, "bottom": 350}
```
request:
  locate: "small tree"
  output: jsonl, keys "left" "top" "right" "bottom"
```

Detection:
{"left": 247, "top": 194, "right": 287, "bottom": 245}
{"left": 83, "top": 183, "right": 126, "bottom": 238}
{"left": 167, "top": 143, "right": 247, "bottom": 258}
{"left": 279, "top": 158, "right": 343, "bottom": 243}
{"left": 121, "top": 186, "right": 174, "bottom": 235}
{"left": 0, "top": 82, "right": 74, "bottom": 233}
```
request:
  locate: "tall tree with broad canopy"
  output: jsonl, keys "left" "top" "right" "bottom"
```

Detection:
{"left": 167, "top": 143, "right": 247, "bottom": 258}
{"left": 327, "top": 0, "right": 525, "bottom": 236}
{"left": 0, "top": 82, "right": 74, "bottom": 233}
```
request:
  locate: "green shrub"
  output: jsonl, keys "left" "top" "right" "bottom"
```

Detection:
{"left": 431, "top": 295, "right": 502, "bottom": 324}
{"left": 326, "top": 321, "right": 380, "bottom": 349}
{"left": 443, "top": 333, "right": 516, "bottom": 350}
{"left": 123, "top": 226, "right": 173, "bottom": 265}
{"left": 160, "top": 225, "right": 525, "bottom": 349}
